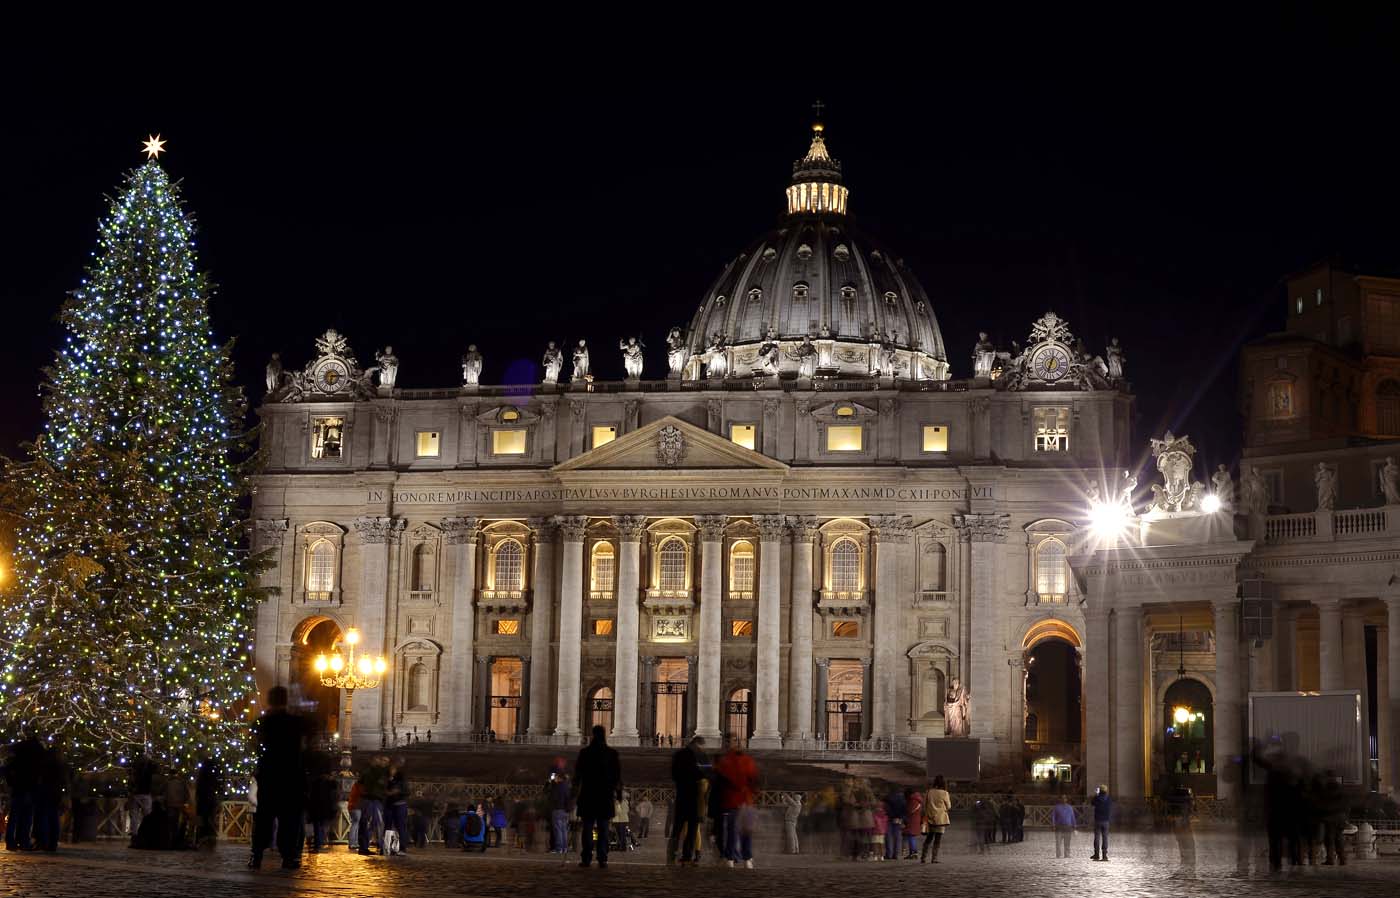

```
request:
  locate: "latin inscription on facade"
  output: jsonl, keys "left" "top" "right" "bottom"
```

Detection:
{"left": 368, "top": 485, "right": 993, "bottom": 506}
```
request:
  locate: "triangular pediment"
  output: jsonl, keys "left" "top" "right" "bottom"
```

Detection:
{"left": 553, "top": 415, "right": 789, "bottom": 473}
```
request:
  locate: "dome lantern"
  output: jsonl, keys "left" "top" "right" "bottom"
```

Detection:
{"left": 787, "top": 121, "right": 849, "bottom": 216}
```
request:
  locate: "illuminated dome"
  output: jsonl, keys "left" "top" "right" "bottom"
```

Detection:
{"left": 680, "top": 122, "right": 949, "bottom": 381}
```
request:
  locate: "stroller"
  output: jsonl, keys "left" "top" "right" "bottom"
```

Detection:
{"left": 460, "top": 807, "right": 488, "bottom": 852}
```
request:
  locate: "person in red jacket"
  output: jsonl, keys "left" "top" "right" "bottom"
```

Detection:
{"left": 713, "top": 748, "right": 758, "bottom": 868}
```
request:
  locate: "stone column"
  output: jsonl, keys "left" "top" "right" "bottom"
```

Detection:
{"left": 478, "top": 655, "right": 494, "bottom": 737}
{"left": 751, "top": 514, "right": 786, "bottom": 748}
{"left": 1343, "top": 606, "right": 1371, "bottom": 766}
{"left": 869, "top": 514, "right": 910, "bottom": 740}
{"left": 1274, "top": 604, "right": 1298, "bottom": 692}
{"left": 814, "top": 658, "right": 830, "bottom": 739}
{"left": 1384, "top": 596, "right": 1400, "bottom": 796}
{"left": 694, "top": 515, "right": 727, "bottom": 741}
{"left": 686, "top": 655, "right": 699, "bottom": 738}
{"left": 610, "top": 515, "right": 647, "bottom": 745}
{"left": 352, "top": 515, "right": 403, "bottom": 746}
{"left": 1083, "top": 604, "right": 1111, "bottom": 799}
{"left": 1113, "top": 604, "right": 1144, "bottom": 798}
{"left": 1315, "top": 598, "right": 1345, "bottom": 692}
{"left": 526, "top": 518, "right": 557, "bottom": 735}
{"left": 786, "top": 516, "right": 818, "bottom": 743}
{"left": 519, "top": 656, "right": 532, "bottom": 737}
{"left": 954, "top": 513, "right": 1010, "bottom": 748}
{"left": 1212, "top": 596, "right": 1242, "bottom": 804}
{"left": 553, "top": 516, "right": 588, "bottom": 742}
{"left": 860, "top": 657, "right": 874, "bottom": 740}
{"left": 442, "top": 516, "right": 481, "bottom": 740}
{"left": 640, "top": 656, "right": 658, "bottom": 741}
{"left": 252, "top": 519, "right": 288, "bottom": 699}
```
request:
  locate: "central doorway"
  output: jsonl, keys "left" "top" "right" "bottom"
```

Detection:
{"left": 826, "top": 659, "right": 865, "bottom": 742}
{"left": 725, "top": 687, "right": 752, "bottom": 748}
{"left": 652, "top": 658, "right": 689, "bottom": 745}
{"left": 489, "top": 657, "right": 523, "bottom": 739}
{"left": 589, "top": 685, "right": 615, "bottom": 735}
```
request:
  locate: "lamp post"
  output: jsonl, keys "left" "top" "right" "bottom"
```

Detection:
{"left": 313, "top": 628, "right": 388, "bottom": 756}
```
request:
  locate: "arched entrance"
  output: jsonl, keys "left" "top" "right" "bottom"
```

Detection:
{"left": 652, "top": 658, "right": 689, "bottom": 744}
{"left": 290, "top": 617, "right": 343, "bottom": 737}
{"left": 1162, "top": 677, "right": 1213, "bottom": 780}
{"left": 489, "top": 658, "right": 524, "bottom": 739}
{"left": 725, "top": 687, "right": 751, "bottom": 748}
{"left": 588, "top": 685, "right": 614, "bottom": 735}
{"left": 1021, "top": 619, "right": 1083, "bottom": 786}
{"left": 826, "top": 660, "right": 865, "bottom": 742}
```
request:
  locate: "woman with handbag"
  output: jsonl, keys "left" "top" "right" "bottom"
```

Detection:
{"left": 921, "top": 775, "right": 951, "bottom": 863}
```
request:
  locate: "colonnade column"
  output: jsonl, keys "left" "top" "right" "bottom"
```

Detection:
{"left": 553, "top": 516, "right": 588, "bottom": 742}
{"left": 353, "top": 515, "right": 403, "bottom": 746}
{"left": 694, "top": 515, "right": 727, "bottom": 741}
{"left": 955, "top": 513, "right": 1010, "bottom": 749}
{"left": 1212, "top": 596, "right": 1242, "bottom": 805}
{"left": 251, "top": 519, "right": 288, "bottom": 699}
{"left": 685, "top": 655, "right": 699, "bottom": 738}
{"left": 640, "top": 656, "right": 658, "bottom": 741}
{"left": 478, "top": 655, "right": 494, "bottom": 737}
{"left": 1083, "top": 603, "right": 1111, "bottom": 799}
{"left": 442, "top": 516, "right": 481, "bottom": 741}
{"left": 751, "top": 515, "right": 786, "bottom": 749}
{"left": 1315, "top": 598, "right": 1345, "bottom": 692}
{"left": 786, "top": 516, "right": 818, "bottom": 743}
{"left": 519, "top": 656, "right": 531, "bottom": 737}
{"left": 526, "top": 518, "right": 557, "bottom": 735}
{"left": 1384, "top": 595, "right": 1400, "bottom": 796}
{"left": 870, "top": 514, "right": 910, "bottom": 740}
{"left": 814, "top": 659, "right": 830, "bottom": 739}
{"left": 610, "top": 515, "right": 647, "bottom": 745}
{"left": 1113, "top": 604, "right": 1144, "bottom": 798}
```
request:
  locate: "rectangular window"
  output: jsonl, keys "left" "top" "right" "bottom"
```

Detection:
{"left": 1033, "top": 407, "right": 1070, "bottom": 452}
{"left": 921, "top": 424, "right": 949, "bottom": 453}
{"left": 492, "top": 429, "right": 527, "bottom": 455}
{"left": 415, "top": 430, "right": 441, "bottom": 458}
{"left": 730, "top": 620, "right": 754, "bottom": 638}
{"left": 310, "top": 416, "right": 344, "bottom": 459}
{"left": 826, "top": 425, "right": 864, "bottom": 452}
{"left": 591, "top": 425, "right": 617, "bottom": 448}
{"left": 831, "top": 620, "right": 860, "bottom": 638}
{"left": 493, "top": 619, "right": 520, "bottom": 636}
{"left": 730, "top": 423, "right": 756, "bottom": 450}
{"left": 593, "top": 619, "right": 614, "bottom": 637}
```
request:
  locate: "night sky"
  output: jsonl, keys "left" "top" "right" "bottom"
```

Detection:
{"left": 5, "top": 12, "right": 1400, "bottom": 478}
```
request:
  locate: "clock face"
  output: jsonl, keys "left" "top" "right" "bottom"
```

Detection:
{"left": 1032, "top": 345, "right": 1071, "bottom": 382}
{"left": 313, "top": 358, "right": 350, "bottom": 393}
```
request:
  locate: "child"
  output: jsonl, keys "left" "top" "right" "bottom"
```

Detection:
{"left": 871, "top": 802, "right": 888, "bottom": 861}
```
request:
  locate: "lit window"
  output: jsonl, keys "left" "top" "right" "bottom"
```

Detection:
{"left": 306, "top": 539, "right": 336, "bottom": 598}
{"left": 832, "top": 620, "right": 859, "bottom": 638}
{"left": 1033, "top": 407, "right": 1070, "bottom": 452}
{"left": 492, "top": 539, "right": 524, "bottom": 592}
{"left": 416, "top": 431, "right": 441, "bottom": 458}
{"left": 310, "top": 416, "right": 344, "bottom": 459}
{"left": 827, "top": 425, "right": 863, "bottom": 452}
{"left": 1035, "top": 538, "right": 1067, "bottom": 603}
{"left": 730, "top": 423, "right": 756, "bottom": 450}
{"left": 501, "top": 408, "right": 520, "bottom": 422}
{"left": 922, "top": 425, "right": 948, "bottom": 453}
{"left": 729, "top": 540, "right": 755, "bottom": 598}
{"left": 493, "top": 619, "right": 520, "bottom": 636}
{"left": 492, "top": 429, "right": 527, "bottom": 455}
{"left": 591, "top": 542, "right": 615, "bottom": 596}
{"left": 731, "top": 620, "right": 754, "bottom": 638}
{"left": 591, "top": 425, "right": 617, "bottom": 448}
{"left": 658, "top": 538, "right": 687, "bottom": 593}
{"left": 830, "top": 538, "right": 860, "bottom": 595}
{"left": 593, "top": 619, "right": 614, "bottom": 637}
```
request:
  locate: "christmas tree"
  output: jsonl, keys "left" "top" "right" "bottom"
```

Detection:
{"left": 0, "top": 137, "right": 260, "bottom": 775}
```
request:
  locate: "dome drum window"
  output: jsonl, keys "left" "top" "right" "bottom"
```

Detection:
{"left": 884, "top": 291, "right": 899, "bottom": 305}
{"left": 796, "top": 243, "right": 813, "bottom": 260}
{"left": 793, "top": 282, "right": 810, "bottom": 301}
{"left": 747, "top": 288, "right": 763, "bottom": 302}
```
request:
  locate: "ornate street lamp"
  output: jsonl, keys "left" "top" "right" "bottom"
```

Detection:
{"left": 313, "top": 627, "right": 388, "bottom": 754}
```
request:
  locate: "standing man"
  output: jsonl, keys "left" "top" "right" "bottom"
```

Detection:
{"left": 1051, "top": 794, "right": 1075, "bottom": 859}
{"left": 546, "top": 767, "right": 572, "bottom": 854}
{"left": 248, "top": 686, "right": 309, "bottom": 870}
{"left": 782, "top": 792, "right": 803, "bottom": 855}
{"left": 357, "top": 756, "right": 390, "bottom": 855}
{"left": 1090, "top": 785, "right": 1111, "bottom": 861}
{"left": 572, "top": 725, "right": 622, "bottom": 869}
{"left": 386, "top": 757, "right": 410, "bottom": 855}
{"left": 667, "top": 735, "right": 708, "bottom": 865}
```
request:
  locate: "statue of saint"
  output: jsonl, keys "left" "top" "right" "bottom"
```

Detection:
{"left": 1382, "top": 457, "right": 1400, "bottom": 506}
{"left": 1106, "top": 337, "right": 1126, "bottom": 380}
{"left": 972, "top": 332, "right": 996, "bottom": 378}
{"left": 1211, "top": 464, "right": 1235, "bottom": 511}
{"left": 461, "top": 344, "right": 483, "bottom": 386}
{"left": 620, "top": 336, "right": 645, "bottom": 379}
{"left": 665, "top": 327, "right": 688, "bottom": 376}
{"left": 571, "top": 340, "right": 590, "bottom": 382}
{"left": 704, "top": 333, "right": 728, "bottom": 378}
{"left": 265, "top": 353, "right": 283, "bottom": 394}
{"left": 541, "top": 341, "right": 563, "bottom": 384}
{"left": 879, "top": 333, "right": 899, "bottom": 378}
{"left": 375, "top": 346, "right": 399, "bottom": 389}
{"left": 1119, "top": 470, "right": 1138, "bottom": 512}
{"left": 1240, "top": 465, "right": 1269, "bottom": 516}
{"left": 794, "top": 334, "right": 819, "bottom": 379}
{"left": 943, "top": 678, "right": 970, "bottom": 738}
{"left": 1314, "top": 462, "right": 1338, "bottom": 511}
{"left": 756, "top": 327, "right": 780, "bottom": 375}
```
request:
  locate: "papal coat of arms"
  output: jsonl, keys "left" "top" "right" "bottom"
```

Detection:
{"left": 656, "top": 424, "right": 686, "bottom": 467}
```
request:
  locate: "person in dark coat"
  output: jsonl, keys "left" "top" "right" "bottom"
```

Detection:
{"left": 249, "top": 686, "right": 309, "bottom": 870}
{"left": 32, "top": 745, "right": 66, "bottom": 852}
{"left": 194, "top": 759, "right": 225, "bottom": 851}
{"left": 571, "top": 725, "right": 622, "bottom": 868}
{"left": 305, "top": 751, "right": 339, "bottom": 853}
{"left": 4, "top": 737, "right": 42, "bottom": 851}
{"left": 667, "top": 736, "right": 708, "bottom": 865}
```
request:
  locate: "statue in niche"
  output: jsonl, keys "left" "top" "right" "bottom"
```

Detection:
{"left": 265, "top": 353, "right": 283, "bottom": 394}
{"left": 1106, "top": 337, "right": 1126, "bottom": 380}
{"left": 944, "top": 677, "right": 970, "bottom": 738}
{"left": 794, "top": 334, "right": 819, "bottom": 378}
{"left": 1240, "top": 465, "right": 1270, "bottom": 516}
{"left": 375, "top": 346, "right": 399, "bottom": 389}
{"left": 571, "top": 340, "right": 590, "bottom": 382}
{"left": 461, "top": 344, "right": 483, "bottom": 386}
{"left": 1314, "top": 462, "right": 1338, "bottom": 511}
{"left": 1381, "top": 457, "right": 1400, "bottom": 505}
{"left": 879, "top": 333, "right": 899, "bottom": 377}
{"left": 665, "top": 327, "right": 688, "bottom": 376}
{"left": 620, "top": 336, "right": 645, "bottom": 379}
{"left": 972, "top": 331, "right": 996, "bottom": 378}
{"left": 704, "top": 333, "right": 728, "bottom": 378}
{"left": 541, "top": 341, "right": 563, "bottom": 384}
{"left": 756, "top": 326, "right": 780, "bottom": 375}
{"left": 1212, "top": 464, "right": 1235, "bottom": 511}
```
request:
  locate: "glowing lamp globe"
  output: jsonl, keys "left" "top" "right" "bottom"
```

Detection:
{"left": 358, "top": 656, "right": 373, "bottom": 676}
{"left": 329, "top": 654, "right": 344, "bottom": 673}
{"left": 345, "top": 628, "right": 360, "bottom": 646}
{"left": 314, "top": 655, "right": 328, "bottom": 674}
{"left": 1173, "top": 706, "right": 1192, "bottom": 725}
{"left": 1201, "top": 494, "right": 1222, "bottom": 514}
{"left": 374, "top": 657, "right": 388, "bottom": 675}
{"left": 1089, "top": 501, "right": 1129, "bottom": 536}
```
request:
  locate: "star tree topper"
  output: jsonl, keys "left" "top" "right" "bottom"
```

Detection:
{"left": 142, "top": 134, "right": 167, "bottom": 159}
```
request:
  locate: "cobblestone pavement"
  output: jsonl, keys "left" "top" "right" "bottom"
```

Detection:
{"left": 3, "top": 830, "right": 1399, "bottom": 898}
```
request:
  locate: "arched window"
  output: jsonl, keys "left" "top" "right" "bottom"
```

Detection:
{"left": 923, "top": 543, "right": 947, "bottom": 595}
{"left": 1035, "top": 538, "right": 1068, "bottom": 603}
{"left": 411, "top": 543, "right": 434, "bottom": 592}
{"left": 658, "top": 538, "right": 687, "bottom": 593}
{"left": 306, "top": 539, "right": 336, "bottom": 598}
{"left": 729, "top": 540, "right": 755, "bottom": 598}
{"left": 589, "top": 685, "right": 614, "bottom": 733}
{"left": 591, "top": 542, "right": 615, "bottom": 596}
{"left": 1378, "top": 380, "right": 1400, "bottom": 435}
{"left": 793, "top": 282, "right": 810, "bottom": 301}
{"left": 492, "top": 539, "right": 524, "bottom": 593}
{"left": 407, "top": 662, "right": 429, "bottom": 711}
{"left": 830, "top": 538, "right": 861, "bottom": 595}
